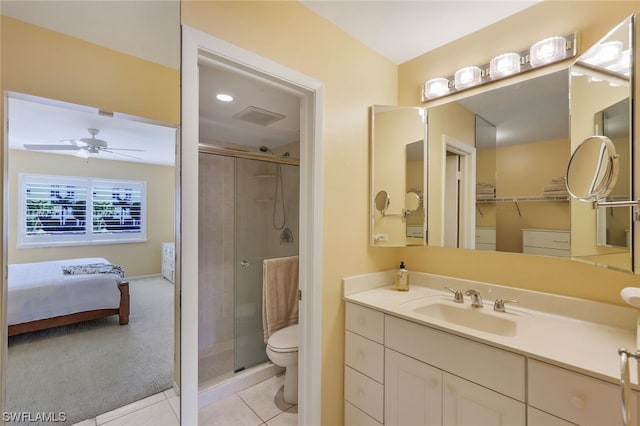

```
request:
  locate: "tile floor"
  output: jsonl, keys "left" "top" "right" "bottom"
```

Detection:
{"left": 73, "top": 374, "right": 296, "bottom": 426}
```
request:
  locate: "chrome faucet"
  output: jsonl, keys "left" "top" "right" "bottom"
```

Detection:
{"left": 493, "top": 298, "right": 519, "bottom": 312}
{"left": 445, "top": 287, "right": 464, "bottom": 303}
{"left": 465, "top": 290, "right": 483, "bottom": 308}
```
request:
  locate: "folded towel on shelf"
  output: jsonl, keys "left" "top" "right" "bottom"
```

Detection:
{"left": 262, "top": 256, "right": 299, "bottom": 343}
{"left": 543, "top": 182, "right": 567, "bottom": 192}
{"left": 476, "top": 183, "right": 496, "bottom": 194}
{"left": 542, "top": 177, "right": 568, "bottom": 197}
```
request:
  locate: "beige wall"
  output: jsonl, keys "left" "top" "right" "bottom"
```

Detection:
{"left": 180, "top": 2, "right": 398, "bottom": 424}
{"left": 8, "top": 150, "right": 174, "bottom": 277}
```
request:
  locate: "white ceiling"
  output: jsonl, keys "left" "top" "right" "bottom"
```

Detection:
{"left": 300, "top": 0, "right": 542, "bottom": 64}
{"left": 8, "top": 95, "right": 177, "bottom": 166}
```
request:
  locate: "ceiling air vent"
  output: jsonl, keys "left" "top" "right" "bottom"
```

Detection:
{"left": 232, "top": 106, "right": 285, "bottom": 126}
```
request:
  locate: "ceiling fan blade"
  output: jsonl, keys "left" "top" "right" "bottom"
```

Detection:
{"left": 24, "top": 144, "right": 79, "bottom": 151}
{"left": 102, "top": 149, "right": 143, "bottom": 160}
{"left": 104, "top": 147, "right": 146, "bottom": 152}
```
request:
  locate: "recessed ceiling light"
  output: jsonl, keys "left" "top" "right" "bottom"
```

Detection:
{"left": 216, "top": 93, "right": 234, "bottom": 102}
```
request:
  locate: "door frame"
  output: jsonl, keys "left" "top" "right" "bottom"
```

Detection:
{"left": 442, "top": 135, "right": 476, "bottom": 249}
{"left": 181, "top": 25, "right": 324, "bottom": 425}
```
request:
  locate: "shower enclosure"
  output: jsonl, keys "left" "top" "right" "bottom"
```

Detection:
{"left": 198, "top": 150, "right": 299, "bottom": 386}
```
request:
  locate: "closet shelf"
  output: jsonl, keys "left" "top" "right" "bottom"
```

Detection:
{"left": 476, "top": 195, "right": 569, "bottom": 203}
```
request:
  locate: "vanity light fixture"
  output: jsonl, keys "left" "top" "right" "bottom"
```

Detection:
{"left": 454, "top": 66, "right": 482, "bottom": 90}
{"left": 422, "top": 33, "right": 577, "bottom": 101}
{"left": 489, "top": 53, "right": 521, "bottom": 79}
{"left": 529, "top": 36, "right": 568, "bottom": 67}
{"left": 424, "top": 77, "right": 451, "bottom": 99}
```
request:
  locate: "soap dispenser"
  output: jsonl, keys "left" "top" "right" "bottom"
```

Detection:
{"left": 395, "top": 261, "right": 409, "bottom": 291}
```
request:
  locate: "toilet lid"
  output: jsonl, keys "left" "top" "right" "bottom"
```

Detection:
{"left": 268, "top": 324, "right": 299, "bottom": 352}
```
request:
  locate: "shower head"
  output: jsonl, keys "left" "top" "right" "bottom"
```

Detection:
{"left": 259, "top": 146, "right": 274, "bottom": 155}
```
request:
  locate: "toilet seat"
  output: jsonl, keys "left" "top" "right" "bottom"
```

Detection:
{"left": 267, "top": 324, "right": 299, "bottom": 353}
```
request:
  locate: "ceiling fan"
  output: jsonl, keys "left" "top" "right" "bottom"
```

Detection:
{"left": 23, "top": 128, "right": 145, "bottom": 160}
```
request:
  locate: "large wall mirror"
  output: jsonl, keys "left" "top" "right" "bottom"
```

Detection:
{"left": 370, "top": 16, "right": 635, "bottom": 273}
{"left": 370, "top": 105, "right": 427, "bottom": 246}
{"left": 1, "top": 2, "right": 181, "bottom": 423}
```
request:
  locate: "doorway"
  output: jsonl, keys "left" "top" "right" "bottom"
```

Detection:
{"left": 443, "top": 135, "right": 476, "bottom": 249}
{"left": 181, "top": 26, "right": 324, "bottom": 424}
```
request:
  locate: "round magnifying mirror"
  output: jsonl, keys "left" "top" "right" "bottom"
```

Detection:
{"left": 566, "top": 135, "right": 619, "bottom": 201}
{"left": 374, "top": 190, "right": 390, "bottom": 214}
{"left": 405, "top": 191, "right": 421, "bottom": 213}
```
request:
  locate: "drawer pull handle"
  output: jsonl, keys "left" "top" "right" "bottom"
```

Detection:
{"left": 356, "top": 350, "right": 365, "bottom": 361}
{"left": 619, "top": 348, "right": 640, "bottom": 426}
{"left": 357, "top": 317, "right": 366, "bottom": 326}
{"left": 570, "top": 395, "right": 585, "bottom": 409}
{"left": 357, "top": 388, "right": 365, "bottom": 398}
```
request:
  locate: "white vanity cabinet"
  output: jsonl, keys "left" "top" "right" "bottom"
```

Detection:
{"left": 345, "top": 303, "right": 385, "bottom": 425}
{"left": 384, "top": 315, "right": 525, "bottom": 426}
{"left": 345, "top": 299, "right": 638, "bottom": 426}
{"left": 528, "top": 359, "right": 637, "bottom": 426}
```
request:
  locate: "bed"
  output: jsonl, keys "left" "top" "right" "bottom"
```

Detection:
{"left": 7, "top": 257, "right": 129, "bottom": 336}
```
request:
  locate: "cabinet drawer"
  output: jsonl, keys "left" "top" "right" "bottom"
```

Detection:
{"left": 346, "top": 303, "right": 384, "bottom": 344}
{"left": 345, "top": 331, "right": 384, "bottom": 383}
{"left": 345, "top": 366, "right": 384, "bottom": 423}
{"left": 528, "top": 359, "right": 622, "bottom": 426}
{"left": 345, "top": 402, "right": 383, "bottom": 426}
{"left": 385, "top": 315, "right": 525, "bottom": 401}
{"left": 523, "top": 246, "right": 570, "bottom": 257}
{"left": 522, "top": 229, "right": 569, "bottom": 250}
{"left": 476, "top": 227, "right": 496, "bottom": 244}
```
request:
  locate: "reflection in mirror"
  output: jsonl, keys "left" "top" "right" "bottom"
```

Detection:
{"left": 596, "top": 99, "right": 631, "bottom": 248}
{"left": 375, "top": 190, "right": 391, "bottom": 214}
{"left": 569, "top": 15, "right": 634, "bottom": 272}
{"left": 370, "top": 105, "right": 427, "bottom": 246}
{"left": 1, "top": 2, "right": 180, "bottom": 423}
{"left": 428, "top": 70, "right": 570, "bottom": 255}
{"left": 475, "top": 116, "right": 497, "bottom": 250}
{"left": 566, "top": 135, "right": 619, "bottom": 201}
{"left": 405, "top": 141, "right": 425, "bottom": 238}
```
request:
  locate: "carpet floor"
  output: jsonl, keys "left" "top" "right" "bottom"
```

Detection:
{"left": 6, "top": 275, "right": 175, "bottom": 425}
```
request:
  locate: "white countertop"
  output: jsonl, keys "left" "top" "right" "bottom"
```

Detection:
{"left": 343, "top": 270, "right": 640, "bottom": 388}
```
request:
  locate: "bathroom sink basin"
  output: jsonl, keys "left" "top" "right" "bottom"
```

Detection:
{"left": 412, "top": 302, "right": 519, "bottom": 337}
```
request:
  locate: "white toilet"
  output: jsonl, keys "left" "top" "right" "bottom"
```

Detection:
{"left": 266, "top": 324, "right": 299, "bottom": 404}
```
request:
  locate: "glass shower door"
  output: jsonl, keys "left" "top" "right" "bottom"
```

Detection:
{"left": 234, "top": 157, "right": 299, "bottom": 372}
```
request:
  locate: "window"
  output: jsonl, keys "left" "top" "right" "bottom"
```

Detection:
{"left": 19, "top": 174, "right": 147, "bottom": 247}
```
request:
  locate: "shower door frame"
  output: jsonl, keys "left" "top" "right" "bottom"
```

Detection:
{"left": 181, "top": 25, "right": 324, "bottom": 425}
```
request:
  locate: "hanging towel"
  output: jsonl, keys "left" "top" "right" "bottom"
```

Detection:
{"left": 262, "top": 256, "right": 299, "bottom": 343}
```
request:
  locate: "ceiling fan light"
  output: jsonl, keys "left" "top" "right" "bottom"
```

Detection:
{"left": 74, "top": 150, "right": 90, "bottom": 159}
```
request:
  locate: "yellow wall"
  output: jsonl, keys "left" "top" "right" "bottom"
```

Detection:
{"left": 494, "top": 138, "right": 570, "bottom": 253}
{"left": 398, "top": 1, "right": 640, "bottom": 307}
{"left": 180, "top": 2, "right": 398, "bottom": 424}
{"left": 8, "top": 150, "right": 174, "bottom": 277}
